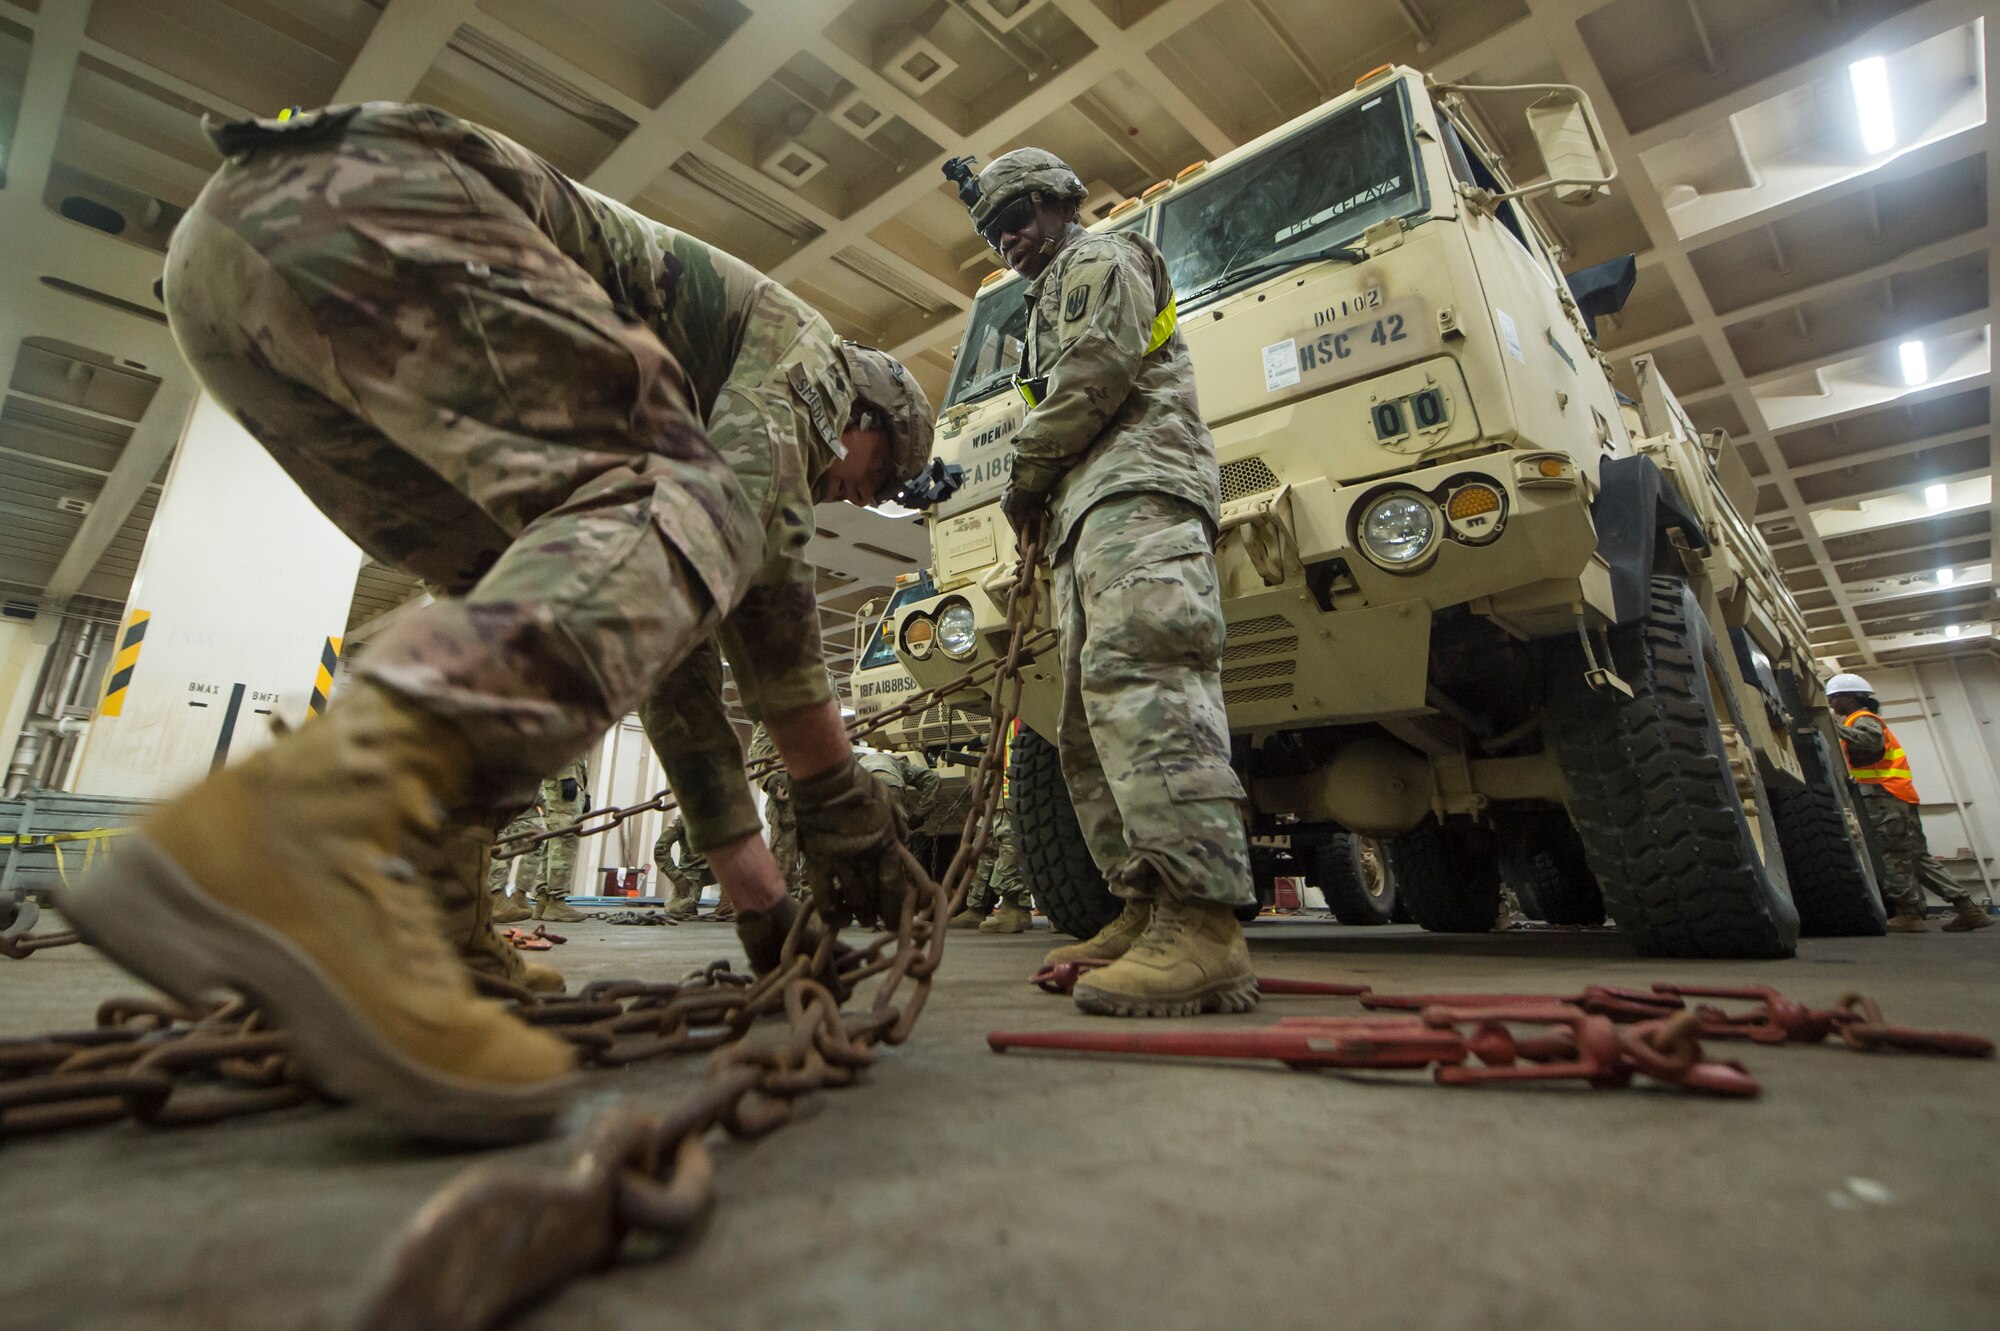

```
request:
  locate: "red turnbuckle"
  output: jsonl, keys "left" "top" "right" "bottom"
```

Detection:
{"left": 1029, "top": 959, "right": 1370, "bottom": 999}
{"left": 1649, "top": 984, "right": 1994, "bottom": 1056}
{"left": 990, "top": 1003, "right": 1760, "bottom": 1096}
{"left": 1363, "top": 986, "right": 1683, "bottom": 1021}
{"left": 1833, "top": 994, "right": 1995, "bottom": 1058}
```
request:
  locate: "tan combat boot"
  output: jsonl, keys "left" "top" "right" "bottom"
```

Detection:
{"left": 492, "top": 893, "right": 533, "bottom": 924}
{"left": 981, "top": 902, "right": 1034, "bottom": 934}
{"left": 535, "top": 895, "right": 587, "bottom": 924}
{"left": 1942, "top": 900, "right": 1995, "bottom": 932}
{"left": 1071, "top": 895, "right": 1259, "bottom": 1018}
{"left": 59, "top": 682, "right": 575, "bottom": 1142}
{"left": 948, "top": 908, "right": 985, "bottom": 929}
{"left": 1886, "top": 910, "right": 1928, "bottom": 932}
{"left": 1042, "top": 901, "right": 1152, "bottom": 966}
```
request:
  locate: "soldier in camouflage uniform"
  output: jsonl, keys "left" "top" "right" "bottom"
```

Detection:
{"left": 1827, "top": 674, "right": 1993, "bottom": 933}
{"left": 956, "top": 148, "right": 1256, "bottom": 1017}
{"left": 653, "top": 813, "right": 715, "bottom": 919}
{"left": 533, "top": 757, "right": 589, "bottom": 922}
{"left": 485, "top": 804, "right": 543, "bottom": 923}
{"left": 63, "top": 103, "right": 934, "bottom": 1142}
{"left": 950, "top": 803, "right": 1034, "bottom": 933}
{"left": 747, "top": 722, "right": 808, "bottom": 900}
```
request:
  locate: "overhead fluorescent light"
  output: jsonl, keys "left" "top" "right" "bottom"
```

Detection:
{"left": 1898, "top": 339, "right": 1928, "bottom": 386}
{"left": 1925, "top": 483, "right": 1949, "bottom": 510}
{"left": 1945, "top": 624, "right": 1961, "bottom": 640}
{"left": 1849, "top": 57, "right": 1896, "bottom": 154}
{"left": 1938, "top": 567, "right": 1956, "bottom": 587}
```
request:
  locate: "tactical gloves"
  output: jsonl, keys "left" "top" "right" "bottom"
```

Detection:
{"left": 1000, "top": 481, "right": 1048, "bottom": 536}
{"left": 733, "top": 895, "right": 854, "bottom": 998}
{"left": 792, "top": 753, "right": 916, "bottom": 929}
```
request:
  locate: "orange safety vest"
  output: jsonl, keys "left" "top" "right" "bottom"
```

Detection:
{"left": 1841, "top": 709, "right": 1920, "bottom": 804}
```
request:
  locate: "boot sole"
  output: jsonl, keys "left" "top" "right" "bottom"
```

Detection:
{"left": 1072, "top": 971, "right": 1261, "bottom": 1018}
{"left": 60, "top": 836, "right": 573, "bottom": 1144}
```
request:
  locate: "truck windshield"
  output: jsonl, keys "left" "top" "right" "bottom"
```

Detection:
{"left": 859, "top": 575, "right": 937, "bottom": 671}
{"left": 944, "top": 288, "right": 1030, "bottom": 408}
{"left": 1158, "top": 81, "right": 1426, "bottom": 301}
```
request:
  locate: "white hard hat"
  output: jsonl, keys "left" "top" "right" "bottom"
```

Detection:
{"left": 1825, "top": 672, "right": 1874, "bottom": 696}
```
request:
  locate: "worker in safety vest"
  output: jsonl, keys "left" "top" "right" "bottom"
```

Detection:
{"left": 1825, "top": 673, "right": 1993, "bottom": 933}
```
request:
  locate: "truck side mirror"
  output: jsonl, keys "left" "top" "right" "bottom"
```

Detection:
{"left": 1526, "top": 93, "right": 1613, "bottom": 206}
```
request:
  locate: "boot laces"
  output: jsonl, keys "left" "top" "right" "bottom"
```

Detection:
{"left": 1133, "top": 899, "right": 1190, "bottom": 957}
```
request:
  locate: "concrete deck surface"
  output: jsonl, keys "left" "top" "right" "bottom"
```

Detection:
{"left": 3, "top": 911, "right": 1997, "bottom": 1331}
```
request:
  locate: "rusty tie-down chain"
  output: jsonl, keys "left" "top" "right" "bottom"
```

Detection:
{"left": 1, "top": 995, "right": 310, "bottom": 1136}
{"left": 349, "top": 527, "right": 1051, "bottom": 1331}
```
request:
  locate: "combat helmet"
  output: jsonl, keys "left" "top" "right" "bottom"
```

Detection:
{"left": 955, "top": 148, "right": 1087, "bottom": 244}
{"left": 838, "top": 343, "right": 936, "bottom": 502}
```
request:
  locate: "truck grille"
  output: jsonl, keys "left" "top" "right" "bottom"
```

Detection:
{"left": 1219, "top": 457, "right": 1281, "bottom": 503}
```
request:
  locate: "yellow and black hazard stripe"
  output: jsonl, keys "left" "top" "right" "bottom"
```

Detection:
{"left": 308, "top": 635, "right": 343, "bottom": 715}
{"left": 98, "top": 610, "right": 150, "bottom": 717}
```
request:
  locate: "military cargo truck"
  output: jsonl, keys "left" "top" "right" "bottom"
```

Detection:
{"left": 895, "top": 65, "right": 1880, "bottom": 958}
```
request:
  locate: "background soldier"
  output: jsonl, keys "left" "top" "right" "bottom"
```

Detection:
{"left": 534, "top": 757, "right": 589, "bottom": 922}
{"left": 950, "top": 801, "right": 1034, "bottom": 934}
{"left": 954, "top": 148, "right": 1257, "bottom": 1016}
{"left": 65, "top": 102, "right": 932, "bottom": 1142}
{"left": 486, "top": 803, "right": 543, "bottom": 924}
{"left": 653, "top": 812, "right": 715, "bottom": 920}
{"left": 1826, "top": 673, "right": 1993, "bottom": 933}
{"left": 748, "top": 722, "right": 808, "bottom": 900}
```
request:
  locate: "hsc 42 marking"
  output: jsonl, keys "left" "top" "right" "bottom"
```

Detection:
{"left": 1299, "top": 312, "right": 1407, "bottom": 371}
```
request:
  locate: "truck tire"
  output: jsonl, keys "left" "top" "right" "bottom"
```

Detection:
{"left": 1769, "top": 731, "right": 1887, "bottom": 936}
{"left": 1546, "top": 577, "right": 1799, "bottom": 958}
{"left": 1008, "top": 726, "right": 1120, "bottom": 939}
{"left": 1385, "top": 821, "right": 1499, "bottom": 933}
{"left": 1315, "top": 833, "right": 1398, "bottom": 925}
{"left": 1501, "top": 812, "right": 1605, "bottom": 926}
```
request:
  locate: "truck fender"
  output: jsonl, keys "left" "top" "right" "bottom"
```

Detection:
{"left": 1592, "top": 454, "right": 1709, "bottom": 625}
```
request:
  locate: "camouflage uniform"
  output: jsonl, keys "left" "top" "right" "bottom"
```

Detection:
{"left": 1837, "top": 713, "right": 1978, "bottom": 915}
{"left": 859, "top": 749, "right": 943, "bottom": 831}
{"left": 1007, "top": 226, "right": 1250, "bottom": 907}
{"left": 537, "top": 757, "right": 587, "bottom": 902}
{"left": 165, "top": 103, "right": 863, "bottom": 846}
{"left": 484, "top": 806, "right": 547, "bottom": 898}
{"left": 653, "top": 814, "right": 713, "bottom": 917}
{"left": 747, "top": 722, "right": 807, "bottom": 900}
{"left": 964, "top": 804, "right": 1032, "bottom": 912}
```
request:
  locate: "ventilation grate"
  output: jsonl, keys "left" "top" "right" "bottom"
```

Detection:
{"left": 1219, "top": 456, "right": 1281, "bottom": 503}
{"left": 1223, "top": 634, "right": 1297, "bottom": 663}
{"left": 1226, "top": 613, "right": 1291, "bottom": 638}
{"left": 1222, "top": 658, "right": 1296, "bottom": 685}
{"left": 1223, "top": 682, "right": 1294, "bottom": 705}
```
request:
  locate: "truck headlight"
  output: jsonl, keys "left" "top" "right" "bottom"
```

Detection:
{"left": 1356, "top": 491, "right": 1439, "bottom": 569}
{"left": 936, "top": 598, "right": 977, "bottom": 659}
{"left": 900, "top": 613, "right": 936, "bottom": 660}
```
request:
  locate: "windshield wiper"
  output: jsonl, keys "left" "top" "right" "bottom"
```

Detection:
{"left": 1184, "top": 243, "right": 1367, "bottom": 305}
{"left": 952, "top": 369, "right": 1019, "bottom": 406}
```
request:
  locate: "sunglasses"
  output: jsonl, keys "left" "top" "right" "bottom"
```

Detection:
{"left": 980, "top": 195, "right": 1038, "bottom": 250}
